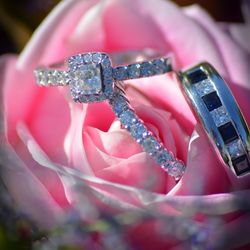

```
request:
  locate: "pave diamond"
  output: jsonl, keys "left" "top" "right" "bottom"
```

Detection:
{"left": 128, "top": 64, "right": 140, "bottom": 78}
{"left": 35, "top": 70, "right": 48, "bottom": 85}
{"left": 83, "top": 54, "right": 92, "bottom": 63}
{"left": 140, "top": 62, "right": 153, "bottom": 77}
{"left": 167, "top": 161, "right": 185, "bottom": 180}
{"left": 153, "top": 59, "right": 166, "bottom": 74}
{"left": 142, "top": 137, "right": 161, "bottom": 155}
{"left": 113, "top": 67, "right": 128, "bottom": 80}
{"left": 92, "top": 53, "right": 102, "bottom": 63}
{"left": 120, "top": 110, "right": 137, "bottom": 127}
{"left": 112, "top": 94, "right": 127, "bottom": 115}
{"left": 70, "top": 63, "right": 102, "bottom": 95}
{"left": 102, "top": 57, "right": 111, "bottom": 67}
{"left": 130, "top": 123, "right": 148, "bottom": 141}
{"left": 210, "top": 106, "right": 230, "bottom": 127}
{"left": 227, "top": 139, "right": 245, "bottom": 159}
{"left": 194, "top": 79, "right": 215, "bottom": 96}
{"left": 103, "top": 68, "right": 112, "bottom": 79}
{"left": 156, "top": 150, "right": 173, "bottom": 165}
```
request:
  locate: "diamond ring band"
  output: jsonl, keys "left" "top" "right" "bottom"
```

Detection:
{"left": 179, "top": 63, "right": 250, "bottom": 177}
{"left": 34, "top": 52, "right": 185, "bottom": 180}
{"left": 111, "top": 84, "right": 185, "bottom": 180}
{"left": 35, "top": 52, "right": 172, "bottom": 103}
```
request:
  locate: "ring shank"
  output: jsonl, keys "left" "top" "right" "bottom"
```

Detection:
{"left": 179, "top": 62, "right": 250, "bottom": 177}
{"left": 34, "top": 50, "right": 172, "bottom": 87}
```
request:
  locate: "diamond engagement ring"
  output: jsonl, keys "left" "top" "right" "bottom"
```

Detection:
{"left": 34, "top": 52, "right": 185, "bottom": 180}
{"left": 35, "top": 52, "right": 172, "bottom": 102}
{"left": 179, "top": 62, "right": 250, "bottom": 177}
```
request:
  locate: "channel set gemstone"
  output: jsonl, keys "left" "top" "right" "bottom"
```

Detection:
{"left": 227, "top": 139, "right": 245, "bottom": 159}
{"left": 188, "top": 69, "right": 207, "bottom": 83}
{"left": 232, "top": 155, "right": 250, "bottom": 175}
{"left": 218, "top": 122, "right": 238, "bottom": 144}
{"left": 202, "top": 91, "right": 222, "bottom": 111}
{"left": 194, "top": 79, "right": 215, "bottom": 97}
{"left": 210, "top": 106, "right": 230, "bottom": 127}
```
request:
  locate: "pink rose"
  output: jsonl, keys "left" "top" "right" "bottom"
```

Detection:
{"left": 1, "top": 0, "right": 250, "bottom": 249}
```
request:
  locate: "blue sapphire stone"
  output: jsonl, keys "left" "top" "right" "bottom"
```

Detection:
{"left": 232, "top": 155, "right": 250, "bottom": 176}
{"left": 202, "top": 91, "right": 222, "bottom": 111}
{"left": 188, "top": 69, "right": 207, "bottom": 84}
{"left": 218, "top": 122, "right": 238, "bottom": 144}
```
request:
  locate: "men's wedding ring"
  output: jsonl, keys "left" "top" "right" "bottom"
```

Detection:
{"left": 179, "top": 62, "right": 250, "bottom": 177}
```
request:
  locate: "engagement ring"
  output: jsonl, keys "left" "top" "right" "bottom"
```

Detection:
{"left": 34, "top": 52, "right": 185, "bottom": 180}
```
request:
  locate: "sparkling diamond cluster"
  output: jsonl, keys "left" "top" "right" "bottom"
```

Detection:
{"left": 67, "top": 52, "right": 113, "bottom": 103}
{"left": 112, "top": 58, "right": 171, "bottom": 81}
{"left": 110, "top": 89, "right": 185, "bottom": 180}
{"left": 191, "top": 71, "right": 248, "bottom": 175}
{"left": 34, "top": 53, "right": 185, "bottom": 179}
{"left": 35, "top": 69, "right": 68, "bottom": 86}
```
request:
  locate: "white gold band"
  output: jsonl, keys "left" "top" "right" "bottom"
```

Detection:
{"left": 179, "top": 63, "right": 250, "bottom": 177}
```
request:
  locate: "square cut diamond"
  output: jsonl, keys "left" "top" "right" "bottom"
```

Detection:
{"left": 210, "top": 106, "right": 230, "bottom": 127}
{"left": 71, "top": 63, "right": 102, "bottom": 95}
{"left": 227, "top": 139, "right": 245, "bottom": 159}
{"left": 194, "top": 79, "right": 215, "bottom": 97}
{"left": 68, "top": 53, "right": 113, "bottom": 103}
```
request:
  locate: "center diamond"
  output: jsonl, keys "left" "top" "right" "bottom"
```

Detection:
{"left": 68, "top": 53, "right": 113, "bottom": 103}
{"left": 73, "top": 63, "right": 102, "bottom": 95}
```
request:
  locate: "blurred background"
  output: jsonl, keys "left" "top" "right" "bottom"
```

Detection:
{"left": 0, "top": 0, "right": 246, "bottom": 55}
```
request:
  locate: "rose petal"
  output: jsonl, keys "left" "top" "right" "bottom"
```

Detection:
{"left": 126, "top": 73, "right": 196, "bottom": 135}
{"left": 171, "top": 124, "right": 231, "bottom": 195}
{"left": 64, "top": 103, "right": 94, "bottom": 175}
{"left": 184, "top": 5, "right": 250, "bottom": 88}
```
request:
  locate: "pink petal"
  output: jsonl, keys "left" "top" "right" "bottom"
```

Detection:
{"left": 184, "top": 5, "right": 250, "bottom": 88}
{"left": 172, "top": 124, "right": 232, "bottom": 195}
{"left": 96, "top": 153, "right": 167, "bottom": 193}
{"left": 64, "top": 103, "right": 94, "bottom": 175}
{"left": 126, "top": 73, "right": 196, "bottom": 135}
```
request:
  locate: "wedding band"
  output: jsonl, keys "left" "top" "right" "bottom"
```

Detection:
{"left": 179, "top": 62, "right": 250, "bottom": 177}
{"left": 35, "top": 52, "right": 172, "bottom": 103}
{"left": 111, "top": 84, "right": 185, "bottom": 180}
{"left": 34, "top": 52, "right": 185, "bottom": 180}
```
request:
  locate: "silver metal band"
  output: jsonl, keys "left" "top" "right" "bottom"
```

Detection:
{"left": 179, "top": 62, "right": 250, "bottom": 177}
